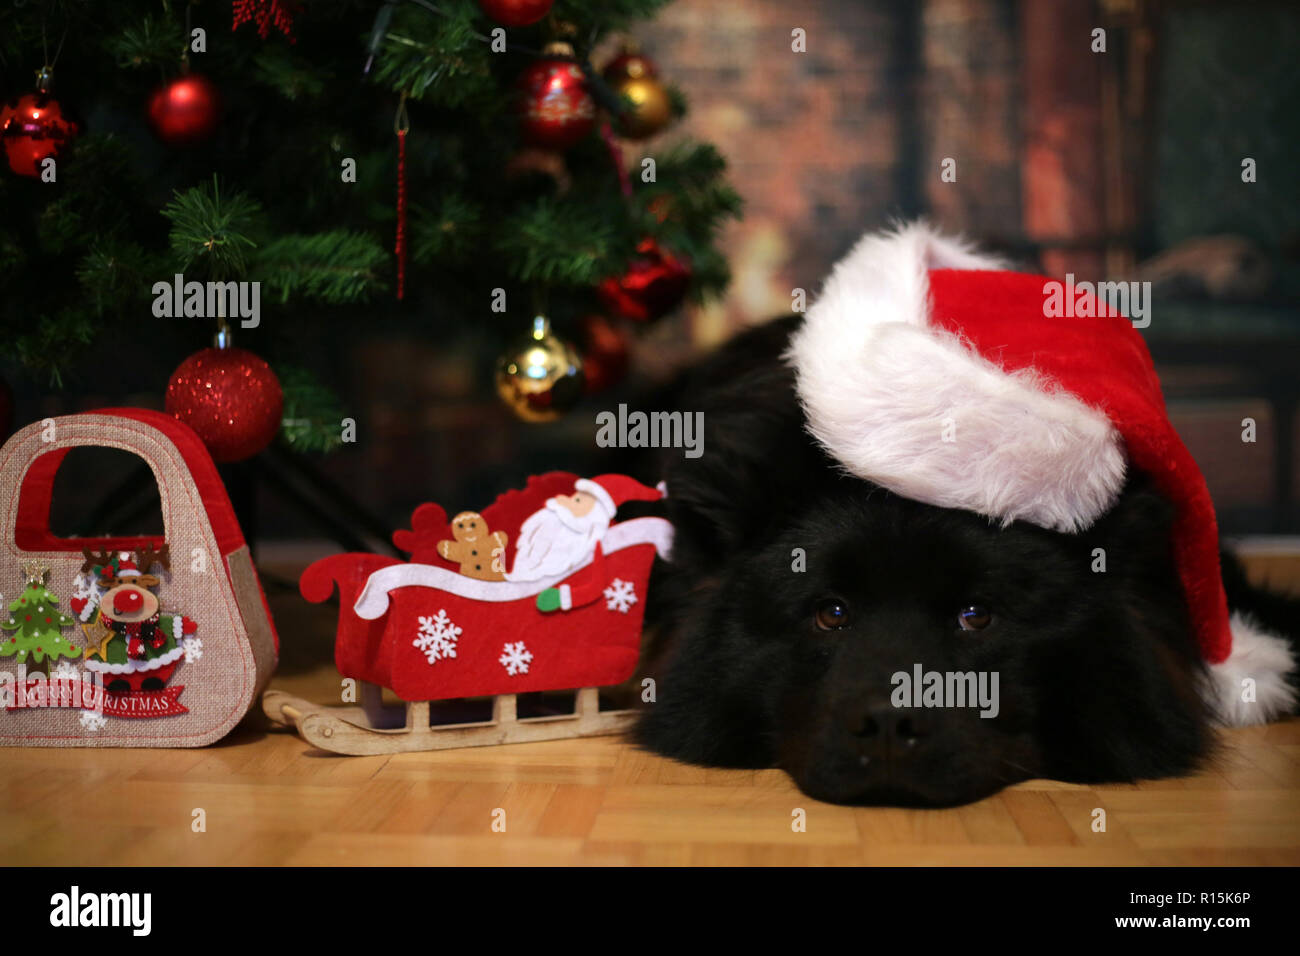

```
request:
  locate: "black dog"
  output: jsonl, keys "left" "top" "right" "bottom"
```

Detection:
{"left": 634, "top": 315, "right": 1300, "bottom": 807}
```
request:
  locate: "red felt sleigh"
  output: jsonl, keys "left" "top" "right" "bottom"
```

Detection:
{"left": 263, "top": 472, "right": 672, "bottom": 754}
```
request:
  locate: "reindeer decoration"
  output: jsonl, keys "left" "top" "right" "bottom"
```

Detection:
{"left": 75, "top": 544, "right": 197, "bottom": 694}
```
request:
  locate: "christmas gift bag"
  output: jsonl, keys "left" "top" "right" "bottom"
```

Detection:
{"left": 0, "top": 408, "right": 278, "bottom": 746}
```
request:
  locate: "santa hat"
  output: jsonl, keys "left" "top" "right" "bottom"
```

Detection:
{"left": 786, "top": 222, "right": 1295, "bottom": 726}
{"left": 575, "top": 474, "right": 666, "bottom": 518}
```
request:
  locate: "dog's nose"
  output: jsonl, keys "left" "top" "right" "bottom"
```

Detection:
{"left": 842, "top": 703, "right": 931, "bottom": 759}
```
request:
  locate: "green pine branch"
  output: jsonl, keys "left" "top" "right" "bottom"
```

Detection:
{"left": 161, "top": 177, "right": 263, "bottom": 280}
{"left": 106, "top": 15, "right": 186, "bottom": 70}
{"left": 252, "top": 46, "right": 330, "bottom": 100}
{"left": 255, "top": 231, "right": 389, "bottom": 303}
{"left": 410, "top": 193, "right": 484, "bottom": 265}
{"left": 278, "top": 365, "right": 347, "bottom": 453}
{"left": 373, "top": 2, "right": 498, "bottom": 106}
{"left": 496, "top": 195, "right": 637, "bottom": 286}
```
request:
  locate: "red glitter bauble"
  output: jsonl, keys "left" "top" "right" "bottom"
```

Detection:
{"left": 479, "top": 0, "right": 553, "bottom": 28}
{"left": 147, "top": 74, "right": 222, "bottom": 146}
{"left": 516, "top": 44, "right": 595, "bottom": 151}
{"left": 579, "top": 315, "right": 630, "bottom": 395}
{"left": 0, "top": 92, "right": 78, "bottom": 177}
{"left": 596, "top": 238, "right": 691, "bottom": 322}
{"left": 165, "top": 347, "right": 283, "bottom": 462}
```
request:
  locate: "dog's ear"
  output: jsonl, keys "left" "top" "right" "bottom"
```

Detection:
{"left": 1087, "top": 475, "right": 1181, "bottom": 589}
{"left": 661, "top": 359, "right": 834, "bottom": 565}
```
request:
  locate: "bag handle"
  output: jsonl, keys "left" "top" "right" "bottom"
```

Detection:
{"left": 2, "top": 408, "right": 247, "bottom": 557}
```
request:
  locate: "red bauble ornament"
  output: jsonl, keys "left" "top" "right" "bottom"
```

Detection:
{"left": 0, "top": 92, "right": 78, "bottom": 178}
{"left": 147, "top": 74, "right": 222, "bottom": 146}
{"left": 165, "top": 347, "right": 283, "bottom": 462}
{"left": 516, "top": 42, "right": 595, "bottom": 151}
{"left": 479, "top": 0, "right": 553, "bottom": 28}
{"left": 579, "top": 315, "right": 630, "bottom": 395}
{"left": 597, "top": 238, "right": 691, "bottom": 322}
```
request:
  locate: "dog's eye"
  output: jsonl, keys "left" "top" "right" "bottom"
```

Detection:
{"left": 814, "top": 599, "right": 852, "bottom": 631}
{"left": 957, "top": 605, "right": 992, "bottom": 631}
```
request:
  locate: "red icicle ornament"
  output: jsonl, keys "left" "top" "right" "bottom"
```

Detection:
{"left": 394, "top": 97, "right": 409, "bottom": 301}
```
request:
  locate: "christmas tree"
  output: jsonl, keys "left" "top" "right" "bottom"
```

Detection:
{"left": 0, "top": 0, "right": 741, "bottom": 447}
{"left": 1, "top": 566, "right": 82, "bottom": 675}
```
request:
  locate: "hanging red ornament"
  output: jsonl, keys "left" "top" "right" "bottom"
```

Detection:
{"left": 147, "top": 73, "right": 222, "bottom": 146}
{"left": 597, "top": 238, "right": 691, "bottom": 322}
{"left": 479, "top": 0, "right": 553, "bottom": 28}
{"left": 232, "top": 0, "right": 301, "bottom": 42}
{"left": 516, "top": 42, "right": 596, "bottom": 151}
{"left": 166, "top": 344, "right": 283, "bottom": 462}
{"left": 0, "top": 69, "right": 78, "bottom": 178}
{"left": 579, "top": 315, "right": 631, "bottom": 395}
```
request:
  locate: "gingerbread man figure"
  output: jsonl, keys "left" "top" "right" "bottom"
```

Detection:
{"left": 436, "top": 512, "right": 509, "bottom": 581}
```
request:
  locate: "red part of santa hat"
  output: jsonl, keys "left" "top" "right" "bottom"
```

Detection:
{"left": 576, "top": 474, "right": 665, "bottom": 517}
{"left": 786, "top": 223, "right": 1232, "bottom": 667}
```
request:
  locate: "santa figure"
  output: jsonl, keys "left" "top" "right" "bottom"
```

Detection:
{"left": 505, "top": 475, "right": 664, "bottom": 612}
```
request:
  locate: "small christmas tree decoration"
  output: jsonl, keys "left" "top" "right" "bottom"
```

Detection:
{"left": 516, "top": 42, "right": 596, "bottom": 151}
{"left": 2, "top": 564, "right": 81, "bottom": 674}
{"left": 165, "top": 331, "right": 284, "bottom": 462}
{"left": 579, "top": 314, "right": 630, "bottom": 394}
{"left": 597, "top": 237, "right": 691, "bottom": 322}
{"left": 147, "top": 71, "right": 222, "bottom": 146}
{"left": 495, "top": 315, "right": 585, "bottom": 422}
{"left": 602, "top": 45, "right": 673, "bottom": 140}
{"left": 479, "top": 0, "right": 554, "bottom": 28}
{"left": 0, "top": 67, "right": 79, "bottom": 178}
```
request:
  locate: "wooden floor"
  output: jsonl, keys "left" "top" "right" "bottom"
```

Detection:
{"left": 2, "top": 550, "right": 1298, "bottom": 866}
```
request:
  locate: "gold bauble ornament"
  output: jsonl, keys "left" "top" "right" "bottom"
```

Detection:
{"left": 496, "top": 316, "right": 585, "bottom": 422}
{"left": 611, "top": 75, "right": 672, "bottom": 139}
{"left": 603, "top": 45, "right": 673, "bottom": 140}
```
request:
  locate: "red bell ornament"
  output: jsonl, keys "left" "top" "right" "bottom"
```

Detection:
{"left": 516, "top": 42, "right": 595, "bottom": 151}
{"left": 1, "top": 71, "right": 78, "bottom": 178}
{"left": 148, "top": 73, "right": 222, "bottom": 146}
{"left": 596, "top": 238, "right": 691, "bottom": 322}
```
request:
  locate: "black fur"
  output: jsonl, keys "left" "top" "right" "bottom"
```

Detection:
{"left": 633, "top": 317, "right": 1298, "bottom": 807}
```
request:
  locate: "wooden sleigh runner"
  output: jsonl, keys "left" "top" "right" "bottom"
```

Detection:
{"left": 264, "top": 472, "right": 672, "bottom": 755}
{"left": 261, "top": 686, "right": 637, "bottom": 755}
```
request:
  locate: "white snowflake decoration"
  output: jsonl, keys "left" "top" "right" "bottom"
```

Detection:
{"left": 603, "top": 578, "right": 638, "bottom": 614}
{"left": 413, "top": 609, "right": 461, "bottom": 665}
{"left": 498, "top": 641, "right": 533, "bottom": 676}
{"left": 182, "top": 636, "right": 204, "bottom": 663}
{"left": 51, "top": 660, "right": 81, "bottom": 681}
{"left": 71, "top": 572, "right": 103, "bottom": 604}
{"left": 79, "top": 710, "right": 108, "bottom": 732}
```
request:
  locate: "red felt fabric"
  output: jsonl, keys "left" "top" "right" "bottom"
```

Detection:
{"left": 927, "top": 270, "right": 1231, "bottom": 663}
{"left": 305, "top": 472, "right": 658, "bottom": 699}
